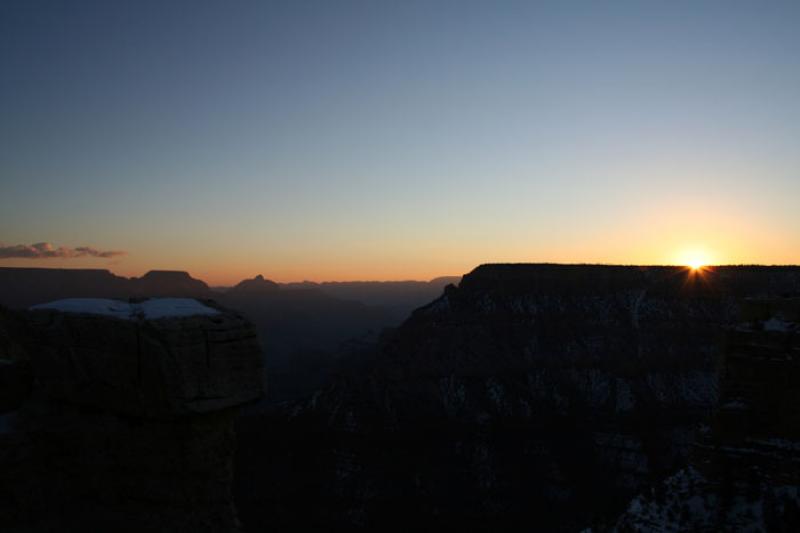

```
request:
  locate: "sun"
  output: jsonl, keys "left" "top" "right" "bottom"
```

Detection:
{"left": 676, "top": 249, "right": 713, "bottom": 272}
{"left": 687, "top": 258, "right": 705, "bottom": 271}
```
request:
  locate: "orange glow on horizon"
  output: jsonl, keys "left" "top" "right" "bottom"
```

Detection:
{"left": 2, "top": 230, "right": 798, "bottom": 286}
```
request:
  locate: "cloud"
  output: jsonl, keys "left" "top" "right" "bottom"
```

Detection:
{"left": 0, "top": 242, "right": 126, "bottom": 259}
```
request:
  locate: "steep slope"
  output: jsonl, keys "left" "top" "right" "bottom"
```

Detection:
{"left": 607, "top": 297, "right": 800, "bottom": 532}
{"left": 235, "top": 264, "right": 800, "bottom": 532}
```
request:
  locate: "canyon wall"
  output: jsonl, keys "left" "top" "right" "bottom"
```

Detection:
{"left": 0, "top": 299, "right": 263, "bottom": 532}
{"left": 610, "top": 297, "right": 800, "bottom": 531}
{"left": 236, "top": 265, "right": 800, "bottom": 531}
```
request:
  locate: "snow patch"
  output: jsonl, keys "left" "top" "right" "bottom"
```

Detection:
{"left": 615, "top": 379, "right": 636, "bottom": 413}
{"left": 30, "top": 298, "right": 133, "bottom": 319}
{"left": 138, "top": 298, "right": 220, "bottom": 319}
{"left": 0, "top": 411, "right": 19, "bottom": 434}
{"left": 763, "top": 317, "right": 794, "bottom": 332}
{"left": 31, "top": 298, "right": 219, "bottom": 320}
{"left": 722, "top": 400, "right": 748, "bottom": 410}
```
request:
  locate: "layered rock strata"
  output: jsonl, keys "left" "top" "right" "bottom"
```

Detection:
{"left": 0, "top": 299, "right": 263, "bottom": 532}
{"left": 610, "top": 298, "right": 800, "bottom": 532}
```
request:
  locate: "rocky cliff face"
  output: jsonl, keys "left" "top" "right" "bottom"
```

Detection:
{"left": 235, "top": 265, "right": 800, "bottom": 532}
{"left": 0, "top": 299, "right": 263, "bottom": 532}
{"left": 608, "top": 297, "right": 800, "bottom": 532}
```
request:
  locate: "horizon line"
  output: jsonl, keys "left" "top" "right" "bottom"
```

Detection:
{"left": 3, "top": 262, "right": 800, "bottom": 286}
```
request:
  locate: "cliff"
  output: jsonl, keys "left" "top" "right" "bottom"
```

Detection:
{"left": 235, "top": 264, "right": 800, "bottom": 531}
{"left": 609, "top": 297, "right": 800, "bottom": 532}
{"left": 0, "top": 299, "right": 263, "bottom": 532}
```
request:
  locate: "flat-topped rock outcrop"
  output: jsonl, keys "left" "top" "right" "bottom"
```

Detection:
{"left": 27, "top": 298, "right": 262, "bottom": 417}
{"left": 0, "top": 298, "right": 264, "bottom": 532}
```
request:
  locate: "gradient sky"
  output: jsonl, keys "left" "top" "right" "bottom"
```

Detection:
{"left": 1, "top": 1, "right": 799, "bottom": 284}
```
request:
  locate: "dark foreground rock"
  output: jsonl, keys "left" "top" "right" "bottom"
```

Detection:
{"left": 0, "top": 299, "right": 263, "bottom": 532}
{"left": 607, "top": 297, "right": 800, "bottom": 532}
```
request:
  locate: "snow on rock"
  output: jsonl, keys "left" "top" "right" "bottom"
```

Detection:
{"left": 138, "top": 298, "right": 219, "bottom": 319}
{"left": 439, "top": 375, "right": 467, "bottom": 416}
{"left": 0, "top": 411, "right": 19, "bottom": 435}
{"left": 763, "top": 316, "right": 794, "bottom": 332}
{"left": 611, "top": 465, "right": 800, "bottom": 532}
{"left": 615, "top": 378, "right": 636, "bottom": 413}
{"left": 30, "top": 297, "right": 219, "bottom": 320}
{"left": 30, "top": 298, "right": 133, "bottom": 319}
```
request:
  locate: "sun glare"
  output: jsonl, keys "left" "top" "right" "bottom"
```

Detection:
{"left": 676, "top": 249, "right": 712, "bottom": 272}
{"left": 687, "top": 259, "right": 705, "bottom": 271}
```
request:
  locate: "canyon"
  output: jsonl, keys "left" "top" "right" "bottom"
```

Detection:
{"left": 1, "top": 264, "right": 799, "bottom": 531}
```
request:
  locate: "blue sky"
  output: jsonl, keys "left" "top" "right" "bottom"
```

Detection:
{"left": 1, "top": 1, "right": 799, "bottom": 283}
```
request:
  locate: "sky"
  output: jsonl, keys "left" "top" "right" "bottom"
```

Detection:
{"left": 1, "top": 1, "right": 799, "bottom": 285}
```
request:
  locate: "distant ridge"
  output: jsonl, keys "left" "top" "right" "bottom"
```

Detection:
{"left": 282, "top": 276, "right": 462, "bottom": 309}
{"left": 229, "top": 274, "right": 280, "bottom": 294}
{"left": 0, "top": 267, "right": 460, "bottom": 317}
{"left": 0, "top": 267, "right": 210, "bottom": 308}
{"left": 131, "top": 270, "right": 211, "bottom": 297}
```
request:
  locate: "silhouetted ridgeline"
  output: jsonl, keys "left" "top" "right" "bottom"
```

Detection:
{"left": 236, "top": 264, "right": 800, "bottom": 532}
{"left": 0, "top": 267, "right": 458, "bottom": 314}
{"left": 282, "top": 277, "right": 461, "bottom": 317}
{"left": 228, "top": 274, "right": 280, "bottom": 294}
{"left": 0, "top": 267, "right": 211, "bottom": 308}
